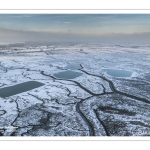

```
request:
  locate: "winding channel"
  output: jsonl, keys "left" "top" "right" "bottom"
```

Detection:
{"left": 79, "top": 65, "right": 150, "bottom": 105}
{"left": 76, "top": 102, "right": 95, "bottom": 136}
{"left": 41, "top": 64, "right": 150, "bottom": 136}
{"left": 40, "top": 70, "right": 112, "bottom": 136}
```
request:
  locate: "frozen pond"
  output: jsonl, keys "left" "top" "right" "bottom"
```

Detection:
{"left": 0, "top": 81, "right": 44, "bottom": 98}
{"left": 65, "top": 63, "right": 81, "bottom": 70}
{"left": 102, "top": 69, "right": 132, "bottom": 77}
{"left": 53, "top": 70, "right": 82, "bottom": 79}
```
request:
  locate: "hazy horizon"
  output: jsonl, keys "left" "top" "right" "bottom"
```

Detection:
{"left": 1, "top": 14, "right": 150, "bottom": 44}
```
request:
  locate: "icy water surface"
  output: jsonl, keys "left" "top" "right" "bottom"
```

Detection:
{"left": 0, "top": 81, "right": 44, "bottom": 98}
{"left": 102, "top": 69, "right": 132, "bottom": 77}
{"left": 53, "top": 70, "right": 82, "bottom": 79}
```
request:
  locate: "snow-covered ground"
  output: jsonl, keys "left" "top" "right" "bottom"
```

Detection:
{"left": 0, "top": 43, "right": 150, "bottom": 136}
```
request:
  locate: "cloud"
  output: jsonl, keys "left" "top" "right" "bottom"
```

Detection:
{"left": 22, "top": 15, "right": 33, "bottom": 18}
{"left": 63, "top": 22, "right": 71, "bottom": 24}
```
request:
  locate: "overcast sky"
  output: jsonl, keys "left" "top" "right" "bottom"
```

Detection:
{"left": 1, "top": 14, "right": 150, "bottom": 44}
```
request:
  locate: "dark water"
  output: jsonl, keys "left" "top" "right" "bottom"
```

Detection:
{"left": 53, "top": 70, "right": 82, "bottom": 79}
{"left": 102, "top": 69, "right": 132, "bottom": 77}
{"left": 0, "top": 81, "right": 44, "bottom": 98}
{"left": 65, "top": 64, "right": 81, "bottom": 70}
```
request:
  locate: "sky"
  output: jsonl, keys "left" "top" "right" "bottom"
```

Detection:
{"left": 1, "top": 14, "right": 150, "bottom": 44}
